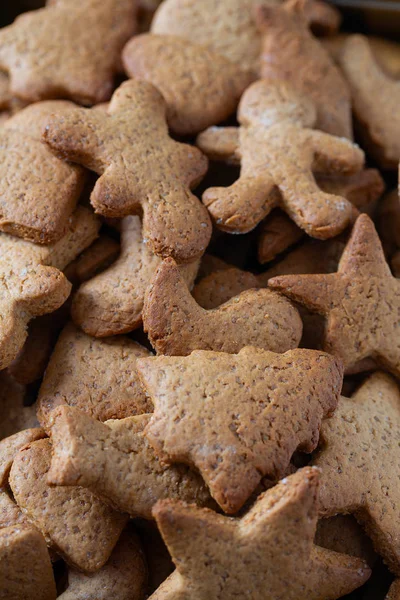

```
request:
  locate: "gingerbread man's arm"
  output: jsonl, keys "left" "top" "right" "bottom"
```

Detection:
{"left": 308, "top": 130, "right": 364, "bottom": 176}
{"left": 43, "top": 108, "right": 107, "bottom": 173}
{"left": 197, "top": 127, "right": 241, "bottom": 165}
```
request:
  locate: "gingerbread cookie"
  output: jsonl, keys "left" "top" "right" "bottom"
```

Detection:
{"left": 0, "top": 0, "right": 137, "bottom": 104}
{"left": 37, "top": 322, "right": 152, "bottom": 431}
{"left": 324, "top": 34, "right": 400, "bottom": 79}
{"left": 313, "top": 371, "right": 400, "bottom": 574}
{"left": 0, "top": 428, "right": 45, "bottom": 486}
{"left": 193, "top": 237, "right": 346, "bottom": 311}
{"left": 151, "top": 0, "right": 340, "bottom": 76}
{"left": 0, "top": 489, "right": 33, "bottom": 530}
{"left": 122, "top": 34, "right": 252, "bottom": 135}
{"left": 198, "top": 80, "right": 364, "bottom": 237}
{"left": 0, "top": 206, "right": 99, "bottom": 370}
{"left": 72, "top": 216, "right": 199, "bottom": 337}
{"left": 269, "top": 214, "right": 400, "bottom": 377}
{"left": 9, "top": 438, "right": 127, "bottom": 572}
{"left": 338, "top": 35, "right": 400, "bottom": 169}
{"left": 137, "top": 347, "right": 343, "bottom": 513}
{"left": 143, "top": 257, "right": 302, "bottom": 355}
{"left": 0, "top": 526, "right": 56, "bottom": 600}
{"left": 258, "top": 210, "right": 304, "bottom": 264}
{"left": 43, "top": 79, "right": 211, "bottom": 262}
{"left": 58, "top": 527, "right": 147, "bottom": 600}
{"left": 257, "top": 169, "right": 384, "bottom": 264}
{"left": 256, "top": 0, "right": 352, "bottom": 138}
{"left": 48, "top": 407, "right": 214, "bottom": 519}
{"left": 149, "top": 468, "right": 370, "bottom": 599}
{"left": 8, "top": 305, "right": 68, "bottom": 386}
{"left": 64, "top": 235, "right": 120, "bottom": 285}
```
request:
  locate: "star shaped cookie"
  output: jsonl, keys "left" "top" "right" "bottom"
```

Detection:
{"left": 137, "top": 347, "right": 343, "bottom": 513}
{"left": 313, "top": 371, "right": 400, "bottom": 574}
{"left": 149, "top": 468, "right": 370, "bottom": 599}
{"left": 269, "top": 214, "right": 400, "bottom": 376}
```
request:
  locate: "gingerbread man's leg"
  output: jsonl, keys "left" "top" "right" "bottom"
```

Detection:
{"left": 277, "top": 164, "right": 354, "bottom": 239}
{"left": 202, "top": 175, "right": 278, "bottom": 233}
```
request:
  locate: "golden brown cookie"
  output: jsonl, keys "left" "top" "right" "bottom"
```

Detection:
{"left": 198, "top": 80, "right": 364, "bottom": 238}
{"left": 256, "top": 0, "right": 352, "bottom": 138}
{"left": 193, "top": 237, "right": 346, "bottom": 311}
{"left": 269, "top": 214, "right": 400, "bottom": 376}
{"left": 0, "top": 206, "right": 99, "bottom": 370}
{"left": 7, "top": 305, "right": 69, "bottom": 386}
{"left": 71, "top": 216, "right": 199, "bottom": 337}
{"left": 312, "top": 372, "right": 400, "bottom": 574}
{"left": 0, "top": 371, "right": 39, "bottom": 440}
{"left": 324, "top": 34, "right": 400, "bottom": 79}
{"left": 0, "top": 526, "right": 57, "bottom": 600}
{"left": 0, "top": 0, "right": 137, "bottom": 104}
{"left": 151, "top": 0, "right": 340, "bottom": 76}
{"left": 257, "top": 210, "right": 304, "bottom": 265}
{"left": 137, "top": 347, "right": 343, "bottom": 513}
{"left": 0, "top": 489, "right": 33, "bottom": 530}
{"left": 122, "top": 34, "right": 252, "bottom": 135}
{"left": 37, "top": 322, "right": 152, "bottom": 431}
{"left": 48, "top": 407, "right": 214, "bottom": 519}
{"left": 317, "top": 168, "right": 385, "bottom": 214}
{"left": 143, "top": 257, "right": 302, "bottom": 355}
{"left": 0, "top": 428, "right": 45, "bottom": 486}
{"left": 64, "top": 235, "right": 120, "bottom": 285}
{"left": 43, "top": 79, "right": 211, "bottom": 263}
{"left": 0, "top": 100, "right": 85, "bottom": 243}
{"left": 58, "top": 527, "right": 147, "bottom": 600}
{"left": 9, "top": 438, "right": 127, "bottom": 572}
{"left": 257, "top": 169, "right": 384, "bottom": 264}
{"left": 193, "top": 266, "right": 259, "bottom": 310}
{"left": 149, "top": 468, "right": 370, "bottom": 599}
{"left": 338, "top": 35, "right": 400, "bottom": 169}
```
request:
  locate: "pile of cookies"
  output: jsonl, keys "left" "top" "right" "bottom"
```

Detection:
{"left": 0, "top": 0, "right": 399, "bottom": 598}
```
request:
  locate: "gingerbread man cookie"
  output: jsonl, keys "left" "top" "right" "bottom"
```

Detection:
{"left": 44, "top": 80, "right": 211, "bottom": 263}
{"left": 256, "top": 0, "right": 352, "bottom": 138}
{"left": 198, "top": 80, "right": 364, "bottom": 237}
